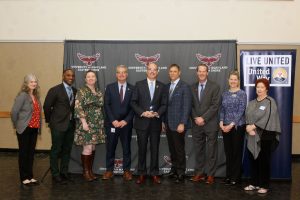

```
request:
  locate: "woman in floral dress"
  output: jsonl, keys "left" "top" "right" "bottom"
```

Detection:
{"left": 74, "top": 70, "right": 105, "bottom": 181}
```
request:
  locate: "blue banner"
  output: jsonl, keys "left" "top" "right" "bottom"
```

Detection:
{"left": 240, "top": 50, "right": 296, "bottom": 179}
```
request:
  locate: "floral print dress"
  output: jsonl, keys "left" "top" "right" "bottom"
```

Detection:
{"left": 74, "top": 85, "right": 105, "bottom": 145}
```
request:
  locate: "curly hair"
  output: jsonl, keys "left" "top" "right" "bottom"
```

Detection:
{"left": 19, "top": 73, "right": 40, "bottom": 99}
{"left": 255, "top": 78, "right": 270, "bottom": 91}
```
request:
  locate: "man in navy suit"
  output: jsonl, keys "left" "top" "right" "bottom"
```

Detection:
{"left": 131, "top": 62, "right": 167, "bottom": 184}
{"left": 164, "top": 64, "right": 192, "bottom": 183}
{"left": 102, "top": 65, "right": 134, "bottom": 181}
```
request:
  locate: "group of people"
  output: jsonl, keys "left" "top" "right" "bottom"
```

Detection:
{"left": 11, "top": 62, "right": 281, "bottom": 194}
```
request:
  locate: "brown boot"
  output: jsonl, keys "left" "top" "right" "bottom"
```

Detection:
{"left": 81, "top": 154, "right": 94, "bottom": 181}
{"left": 89, "top": 151, "right": 98, "bottom": 180}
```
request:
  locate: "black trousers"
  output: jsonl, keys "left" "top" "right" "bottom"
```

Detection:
{"left": 166, "top": 126, "right": 186, "bottom": 176}
{"left": 248, "top": 139, "right": 273, "bottom": 188}
{"left": 222, "top": 125, "right": 245, "bottom": 182}
{"left": 136, "top": 122, "right": 161, "bottom": 176}
{"left": 50, "top": 121, "right": 75, "bottom": 177}
{"left": 17, "top": 127, "right": 38, "bottom": 182}
{"left": 105, "top": 125, "right": 132, "bottom": 171}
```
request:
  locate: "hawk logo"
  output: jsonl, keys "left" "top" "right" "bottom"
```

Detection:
{"left": 163, "top": 155, "right": 172, "bottom": 166}
{"left": 135, "top": 53, "right": 160, "bottom": 66}
{"left": 114, "top": 158, "right": 123, "bottom": 169}
{"left": 77, "top": 53, "right": 101, "bottom": 66}
{"left": 196, "top": 53, "right": 221, "bottom": 67}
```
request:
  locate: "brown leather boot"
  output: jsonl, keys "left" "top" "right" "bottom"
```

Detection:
{"left": 89, "top": 151, "right": 98, "bottom": 180}
{"left": 81, "top": 154, "right": 94, "bottom": 181}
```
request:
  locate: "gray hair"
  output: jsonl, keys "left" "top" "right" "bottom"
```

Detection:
{"left": 19, "top": 73, "right": 40, "bottom": 98}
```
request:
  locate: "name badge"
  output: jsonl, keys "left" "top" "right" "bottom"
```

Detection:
{"left": 111, "top": 128, "right": 115, "bottom": 133}
{"left": 259, "top": 106, "right": 266, "bottom": 110}
{"left": 232, "top": 94, "right": 237, "bottom": 98}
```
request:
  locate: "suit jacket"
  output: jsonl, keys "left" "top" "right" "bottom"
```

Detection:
{"left": 11, "top": 92, "right": 42, "bottom": 134}
{"left": 43, "top": 83, "right": 77, "bottom": 132}
{"left": 104, "top": 82, "right": 134, "bottom": 127}
{"left": 165, "top": 80, "right": 192, "bottom": 131}
{"left": 191, "top": 79, "right": 221, "bottom": 132}
{"left": 131, "top": 79, "right": 167, "bottom": 131}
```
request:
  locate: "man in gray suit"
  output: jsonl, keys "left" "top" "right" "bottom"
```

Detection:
{"left": 190, "top": 64, "right": 221, "bottom": 184}
{"left": 164, "top": 64, "right": 192, "bottom": 183}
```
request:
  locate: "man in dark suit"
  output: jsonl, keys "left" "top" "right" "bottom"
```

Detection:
{"left": 102, "top": 65, "right": 134, "bottom": 181}
{"left": 43, "top": 69, "right": 77, "bottom": 184}
{"left": 164, "top": 64, "right": 192, "bottom": 183}
{"left": 190, "top": 64, "right": 221, "bottom": 184}
{"left": 131, "top": 62, "right": 167, "bottom": 184}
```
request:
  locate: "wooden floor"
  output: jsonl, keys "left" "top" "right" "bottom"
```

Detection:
{"left": 0, "top": 152, "right": 299, "bottom": 200}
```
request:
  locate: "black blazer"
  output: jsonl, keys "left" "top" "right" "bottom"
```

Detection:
{"left": 104, "top": 82, "right": 134, "bottom": 127}
{"left": 131, "top": 79, "right": 167, "bottom": 131}
{"left": 43, "top": 83, "right": 77, "bottom": 132}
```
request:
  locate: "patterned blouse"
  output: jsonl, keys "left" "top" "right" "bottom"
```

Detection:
{"left": 219, "top": 89, "right": 247, "bottom": 126}
{"left": 28, "top": 97, "right": 40, "bottom": 128}
{"left": 74, "top": 85, "right": 105, "bottom": 145}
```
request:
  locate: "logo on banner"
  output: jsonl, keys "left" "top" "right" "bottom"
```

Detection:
{"left": 196, "top": 53, "right": 221, "bottom": 67}
{"left": 77, "top": 53, "right": 101, "bottom": 66}
{"left": 243, "top": 55, "right": 291, "bottom": 87}
{"left": 163, "top": 155, "right": 172, "bottom": 166}
{"left": 272, "top": 68, "right": 288, "bottom": 83}
{"left": 135, "top": 53, "right": 160, "bottom": 66}
{"left": 129, "top": 53, "right": 167, "bottom": 72}
{"left": 113, "top": 158, "right": 123, "bottom": 173}
{"left": 189, "top": 53, "right": 228, "bottom": 72}
{"left": 71, "top": 52, "right": 106, "bottom": 71}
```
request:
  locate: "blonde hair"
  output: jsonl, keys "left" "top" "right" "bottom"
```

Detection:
{"left": 228, "top": 70, "right": 240, "bottom": 88}
{"left": 19, "top": 73, "right": 40, "bottom": 99}
{"left": 229, "top": 70, "right": 240, "bottom": 80}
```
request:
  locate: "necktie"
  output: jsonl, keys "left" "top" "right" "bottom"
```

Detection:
{"left": 199, "top": 84, "right": 204, "bottom": 101}
{"left": 169, "top": 82, "right": 175, "bottom": 99}
{"left": 150, "top": 81, "right": 154, "bottom": 100}
{"left": 68, "top": 86, "right": 73, "bottom": 104}
{"left": 120, "top": 85, "right": 124, "bottom": 102}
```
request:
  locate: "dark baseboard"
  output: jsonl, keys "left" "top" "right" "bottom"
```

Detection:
{"left": 292, "top": 154, "right": 300, "bottom": 162}
{"left": 1, "top": 148, "right": 300, "bottom": 161}
{"left": 0, "top": 148, "right": 50, "bottom": 153}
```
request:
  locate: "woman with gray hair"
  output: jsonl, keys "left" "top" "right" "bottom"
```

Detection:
{"left": 11, "top": 74, "right": 42, "bottom": 187}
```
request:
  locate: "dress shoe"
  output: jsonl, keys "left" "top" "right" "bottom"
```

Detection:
{"left": 230, "top": 181, "right": 238, "bottom": 186}
{"left": 206, "top": 176, "right": 215, "bottom": 184}
{"left": 61, "top": 174, "right": 74, "bottom": 182}
{"left": 52, "top": 176, "right": 67, "bottom": 185}
{"left": 222, "top": 178, "right": 230, "bottom": 185}
{"left": 190, "top": 174, "right": 206, "bottom": 182}
{"left": 123, "top": 171, "right": 132, "bottom": 181}
{"left": 165, "top": 171, "right": 177, "bottom": 179}
{"left": 174, "top": 175, "right": 185, "bottom": 183}
{"left": 102, "top": 171, "right": 114, "bottom": 180}
{"left": 136, "top": 175, "right": 146, "bottom": 184}
{"left": 152, "top": 176, "right": 161, "bottom": 184}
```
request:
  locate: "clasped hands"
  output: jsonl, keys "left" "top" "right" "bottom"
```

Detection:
{"left": 219, "top": 121, "right": 235, "bottom": 133}
{"left": 194, "top": 117, "right": 205, "bottom": 126}
{"left": 141, "top": 111, "right": 159, "bottom": 118}
{"left": 112, "top": 120, "right": 128, "bottom": 128}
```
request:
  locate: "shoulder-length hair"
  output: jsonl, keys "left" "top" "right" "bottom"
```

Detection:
{"left": 19, "top": 73, "right": 40, "bottom": 99}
